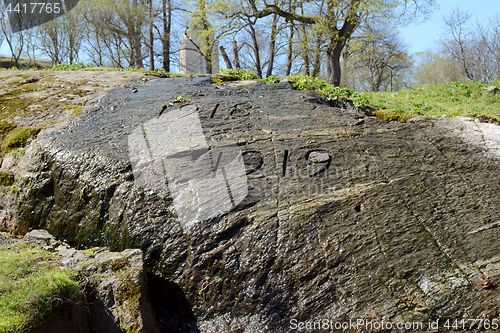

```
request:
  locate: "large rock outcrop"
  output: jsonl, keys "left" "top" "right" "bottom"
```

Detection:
{"left": 1, "top": 74, "right": 500, "bottom": 331}
{"left": 23, "top": 229, "right": 160, "bottom": 333}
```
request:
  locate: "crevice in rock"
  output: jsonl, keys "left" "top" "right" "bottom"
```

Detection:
{"left": 147, "top": 272, "right": 200, "bottom": 333}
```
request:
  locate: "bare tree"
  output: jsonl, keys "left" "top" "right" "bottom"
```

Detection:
{"left": 161, "top": 0, "right": 172, "bottom": 71}
{"left": 413, "top": 50, "right": 463, "bottom": 86}
{"left": 351, "top": 22, "right": 412, "bottom": 91}
{"left": 84, "top": 0, "right": 147, "bottom": 68}
{"left": 441, "top": 8, "right": 475, "bottom": 80}
{"left": 440, "top": 7, "right": 500, "bottom": 83}
{"left": 0, "top": 11, "right": 24, "bottom": 68}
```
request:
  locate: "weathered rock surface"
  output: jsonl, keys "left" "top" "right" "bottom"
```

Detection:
{"left": 2, "top": 75, "right": 500, "bottom": 331}
{"left": 485, "top": 86, "right": 500, "bottom": 94}
{"left": 23, "top": 229, "right": 160, "bottom": 333}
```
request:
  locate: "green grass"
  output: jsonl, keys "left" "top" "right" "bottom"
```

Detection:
{"left": 265, "top": 74, "right": 500, "bottom": 123}
{"left": 361, "top": 81, "right": 500, "bottom": 122}
{"left": 0, "top": 242, "right": 81, "bottom": 332}
{"left": 0, "top": 57, "right": 52, "bottom": 70}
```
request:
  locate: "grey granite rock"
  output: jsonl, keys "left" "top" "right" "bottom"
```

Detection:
{"left": 4, "top": 77, "right": 500, "bottom": 331}
{"left": 24, "top": 229, "right": 160, "bottom": 333}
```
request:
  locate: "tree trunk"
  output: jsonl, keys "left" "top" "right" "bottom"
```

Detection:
{"left": 199, "top": 0, "right": 213, "bottom": 74}
{"left": 149, "top": 0, "right": 154, "bottom": 70}
{"left": 131, "top": 32, "right": 143, "bottom": 68}
{"left": 162, "top": 0, "right": 171, "bottom": 72}
{"left": 266, "top": 14, "right": 278, "bottom": 78}
{"left": 286, "top": 22, "right": 294, "bottom": 76}
{"left": 326, "top": 39, "right": 343, "bottom": 86}
{"left": 248, "top": 24, "right": 262, "bottom": 78}
{"left": 299, "top": 4, "right": 311, "bottom": 75}
{"left": 220, "top": 45, "right": 233, "bottom": 70}
{"left": 68, "top": 25, "right": 75, "bottom": 64}
{"left": 204, "top": 49, "right": 213, "bottom": 74}
{"left": 232, "top": 41, "right": 240, "bottom": 69}
{"left": 324, "top": 0, "right": 358, "bottom": 86}
{"left": 129, "top": 0, "right": 143, "bottom": 69}
{"left": 312, "top": 35, "right": 322, "bottom": 77}
{"left": 302, "top": 25, "right": 310, "bottom": 75}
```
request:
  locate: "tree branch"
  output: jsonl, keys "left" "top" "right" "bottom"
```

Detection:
{"left": 251, "top": 5, "right": 318, "bottom": 24}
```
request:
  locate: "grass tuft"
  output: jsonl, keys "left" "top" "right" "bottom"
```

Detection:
{"left": 0, "top": 242, "right": 82, "bottom": 332}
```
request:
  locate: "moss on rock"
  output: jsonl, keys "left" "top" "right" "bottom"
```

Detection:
{"left": 116, "top": 271, "right": 142, "bottom": 332}
{"left": 1, "top": 126, "right": 41, "bottom": 154}
{"left": 0, "top": 171, "right": 14, "bottom": 186}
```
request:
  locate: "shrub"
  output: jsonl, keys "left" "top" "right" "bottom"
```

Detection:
{"left": 219, "top": 69, "right": 259, "bottom": 80}
{"left": 49, "top": 63, "right": 90, "bottom": 71}
{"left": 286, "top": 75, "right": 371, "bottom": 109}
{"left": 265, "top": 75, "right": 282, "bottom": 84}
{"left": 286, "top": 75, "right": 327, "bottom": 91}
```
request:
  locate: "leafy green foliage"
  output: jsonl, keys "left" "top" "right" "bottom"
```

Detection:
{"left": 219, "top": 69, "right": 258, "bottom": 80}
{"left": 49, "top": 63, "right": 90, "bottom": 71}
{"left": 172, "top": 95, "right": 191, "bottom": 103}
{"left": 286, "top": 75, "right": 370, "bottom": 109}
{"left": 264, "top": 75, "right": 282, "bottom": 84}
{"left": 0, "top": 242, "right": 81, "bottom": 332}
{"left": 286, "top": 75, "right": 327, "bottom": 91}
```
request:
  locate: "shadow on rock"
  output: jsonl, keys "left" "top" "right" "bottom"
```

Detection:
{"left": 147, "top": 273, "right": 200, "bottom": 333}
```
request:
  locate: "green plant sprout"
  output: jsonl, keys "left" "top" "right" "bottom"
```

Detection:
{"left": 198, "top": 275, "right": 222, "bottom": 303}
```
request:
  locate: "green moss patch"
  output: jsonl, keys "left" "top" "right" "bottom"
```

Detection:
{"left": 374, "top": 109, "right": 412, "bottom": 123}
{"left": 116, "top": 273, "right": 141, "bottom": 332}
{"left": 474, "top": 114, "right": 500, "bottom": 124}
{"left": 1, "top": 127, "right": 41, "bottom": 155}
{"left": 0, "top": 121, "right": 17, "bottom": 141}
{"left": 0, "top": 242, "right": 81, "bottom": 332}
{"left": 111, "top": 258, "right": 129, "bottom": 272}
{"left": 0, "top": 73, "right": 91, "bottom": 122}
{"left": 62, "top": 104, "right": 84, "bottom": 116}
{"left": 0, "top": 171, "right": 14, "bottom": 186}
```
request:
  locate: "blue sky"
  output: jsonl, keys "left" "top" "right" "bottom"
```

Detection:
{"left": 400, "top": 0, "right": 500, "bottom": 53}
